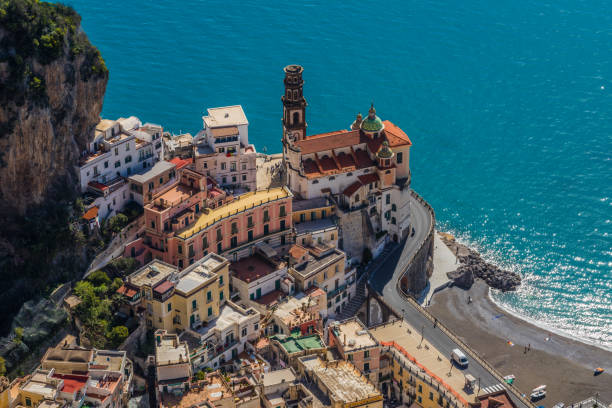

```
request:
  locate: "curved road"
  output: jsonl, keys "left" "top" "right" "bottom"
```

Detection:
{"left": 369, "top": 194, "right": 530, "bottom": 408}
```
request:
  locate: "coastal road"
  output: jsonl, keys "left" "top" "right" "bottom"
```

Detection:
{"left": 369, "top": 194, "right": 531, "bottom": 408}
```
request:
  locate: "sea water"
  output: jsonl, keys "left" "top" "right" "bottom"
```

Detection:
{"left": 71, "top": 0, "right": 612, "bottom": 347}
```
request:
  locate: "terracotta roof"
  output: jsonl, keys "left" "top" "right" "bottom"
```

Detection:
{"left": 256, "top": 290, "right": 284, "bottom": 306}
{"left": 343, "top": 181, "right": 362, "bottom": 197}
{"left": 358, "top": 173, "right": 379, "bottom": 185}
{"left": 318, "top": 156, "right": 338, "bottom": 172}
{"left": 230, "top": 254, "right": 280, "bottom": 283}
{"left": 116, "top": 285, "right": 138, "bottom": 298}
{"left": 88, "top": 181, "right": 109, "bottom": 191}
{"left": 382, "top": 120, "right": 412, "bottom": 147}
{"left": 169, "top": 157, "right": 193, "bottom": 170}
{"left": 303, "top": 159, "right": 320, "bottom": 175}
{"left": 153, "top": 280, "right": 174, "bottom": 294}
{"left": 336, "top": 152, "right": 356, "bottom": 169}
{"left": 82, "top": 206, "right": 99, "bottom": 220}
{"left": 354, "top": 149, "right": 375, "bottom": 168}
{"left": 289, "top": 245, "right": 309, "bottom": 260}
{"left": 304, "top": 286, "right": 325, "bottom": 298}
{"left": 296, "top": 130, "right": 365, "bottom": 154}
{"left": 471, "top": 390, "right": 517, "bottom": 408}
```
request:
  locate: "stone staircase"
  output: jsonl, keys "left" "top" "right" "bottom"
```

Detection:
{"left": 336, "top": 276, "right": 367, "bottom": 321}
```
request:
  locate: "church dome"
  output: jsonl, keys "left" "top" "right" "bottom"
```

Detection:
{"left": 361, "top": 103, "right": 384, "bottom": 133}
{"left": 377, "top": 141, "right": 394, "bottom": 159}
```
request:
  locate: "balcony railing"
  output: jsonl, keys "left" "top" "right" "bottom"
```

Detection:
{"left": 327, "top": 283, "right": 348, "bottom": 299}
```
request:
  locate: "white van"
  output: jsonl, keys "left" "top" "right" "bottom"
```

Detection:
{"left": 451, "top": 348, "right": 469, "bottom": 368}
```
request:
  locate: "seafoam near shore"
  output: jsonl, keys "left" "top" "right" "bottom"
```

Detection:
{"left": 429, "top": 282, "right": 612, "bottom": 404}
{"left": 428, "top": 232, "right": 612, "bottom": 404}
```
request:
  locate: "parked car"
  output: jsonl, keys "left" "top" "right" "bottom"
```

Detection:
{"left": 451, "top": 348, "right": 469, "bottom": 368}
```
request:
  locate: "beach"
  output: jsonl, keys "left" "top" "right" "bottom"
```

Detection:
{"left": 428, "top": 266, "right": 612, "bottom": 404}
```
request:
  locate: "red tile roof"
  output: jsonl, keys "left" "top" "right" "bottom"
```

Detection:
{"left": 53, "top": 373, "right": 88, "bottom": 394}
{"left": 230, "top": 254, "right": 279, "bottom": 283}
{"left": 303, "top": 159, "right": 320, "bottom": 175}
{"left": 82, "top": 206, "right": 99, "bottom": 220}
{"left": 256, "top": 290, "right": 284, "bottom": 306}
{"left": 296, "top": 130, "right": 365, "bottom": 154}
{"left": 358, "top": 173, "right": 379, "bottom": 185}
{"left": 289, "top": 245, "right": 309, "bottom": 260}
{"left": 88, "top": 181, "right": 109, "bottom": 191}
{"left": 354, "top": 149, "right": 375, "bottom": 168}
{"left": 170, "top": 157, "right": 193, "bottom": 170}
{"left": 471, "top": 390, "right": 517, "bottom": 408}
{"left": 343, "top": 181, "right": 362, "bottom": 197}
{"left": 383, "top": 120, "right": 412, "bottom": 147}
{"left": 154, "top": 280, "right": 174, "bottom": 294}
{"left": 117, "top": 285, "right": 138, "bottom": 298}
{"left": 318, "top": 156, "right": 338, "bottom": 172}
{"left": 336, "top": 152, "right": 356, "bottom": 169}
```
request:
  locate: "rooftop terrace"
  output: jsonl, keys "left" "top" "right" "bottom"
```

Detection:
{"left": 370, "top": 319, "right": 482, "bottom": 404}
{"left": 176, "top": 187, "right": 292, "bottom": 239}
{"left": 332, "top": 318, "right": 378, "bottom": 351}
{"left": 160, "top": 373, "right": 232, "bottom": 408}
{"left": 90, "top": 350, "right": 125, "bottom": 372}
{"left": 156, "top": 332, "right": 189, "bottom": 367}
{"left": 273, "top": 334, "right": 324, "bottom": 354}
{"left": 299, "top": 356, "right": 381, "bottom": 404}
{"left": 290, "top": 246, "right": 344, "bottom": 279}
{"left": 128, "top": 260, "right": 177, "bottom": 288}
{"left": 230, "top": 253, "right": 284, "bottom": 283}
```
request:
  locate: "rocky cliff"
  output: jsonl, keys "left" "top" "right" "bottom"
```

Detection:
{"left": 0, "top": 0, "right": 108, "bottom": 333}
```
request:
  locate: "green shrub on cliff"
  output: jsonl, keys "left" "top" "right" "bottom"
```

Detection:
{"left": 0, "top": 0, "right": 108, "bottom": 105}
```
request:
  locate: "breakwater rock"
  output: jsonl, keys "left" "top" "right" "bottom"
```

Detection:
{"left": 440, "top": 232, "right": 521, "bottom": 292}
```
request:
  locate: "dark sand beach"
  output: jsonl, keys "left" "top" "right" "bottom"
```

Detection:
{"left": 428, "top": 281, "right": 612, "bottom": 405}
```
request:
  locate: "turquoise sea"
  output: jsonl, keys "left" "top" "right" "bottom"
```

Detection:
{"left": 71, "top": 0, "right": 611, "bottom": 347}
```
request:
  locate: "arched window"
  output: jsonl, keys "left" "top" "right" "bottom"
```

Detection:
{"left": 287, "top": 90, "right": 291, "bottom": 99}
{"left": 392, "top": 204, "right": 397, "bottom": 211}
{"left": 293, "top": 111, "right": 300, "bottom": 124}
{"left": 355, "top": 194, "right": 360, "bottom": 202}
{"left": 392, "top": 217, "right": 396, "bottom": 225}
{"left": 293, "top": 90, "right": 298, "bottom": 99}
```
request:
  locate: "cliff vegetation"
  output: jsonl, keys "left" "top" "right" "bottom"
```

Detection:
{"left": 0, "top": 0, "right": 108, "bottom": 334}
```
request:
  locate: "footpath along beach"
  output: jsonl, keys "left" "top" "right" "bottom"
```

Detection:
{"left": 426, "top": 233, "right": 612, "bottom": 405}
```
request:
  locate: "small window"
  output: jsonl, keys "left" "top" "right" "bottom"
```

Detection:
{"left": 114, "top": 161, "right": 121, "bottom": 168}
{"left": 167, "top": 303, "right": 172, "bottom": 312}
{"left": 397, "top": 152, "right": 403, "bottom": 164}
{"left": 208, "top": 307, "right": 213, "bottom": 316}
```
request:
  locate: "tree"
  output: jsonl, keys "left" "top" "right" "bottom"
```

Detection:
{"left": 107, "top": 257, "right": 139, "bottom": 278}
{"left": 107, "top": 325, "right": 129, "bottom": 348}
{"left": 14, "top": 327, "right": 24, "bottom": 344}
{"left": 0, "top": 356, "right": 6, "bottom": 377}
{"left": 88, "top": 270, "right": 111, "bottom": 287}
{"left": 195, "top": 371, "right": 206, "bottom": 381}
{"left": 107, "top": 213, "right": 128, "bottom": 234}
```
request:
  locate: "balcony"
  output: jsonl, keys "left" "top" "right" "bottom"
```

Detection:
{"left": 138, "top": 153, "right": 154, "bottom": 162}
{"left": 327, "top": 283, "right": 347, "bottom": 299}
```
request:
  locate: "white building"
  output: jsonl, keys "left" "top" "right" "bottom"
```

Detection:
{"left": 193, "top": 106, "right": 258, "bottom": 191}
{"left": 179, "top": 301, "right": 260, "bottom": 371}
{"left": 153, "top": 330, "right": 192, "bottom": 395}
{"left": 77, "top": 117, "right": 164, "bottom": 219}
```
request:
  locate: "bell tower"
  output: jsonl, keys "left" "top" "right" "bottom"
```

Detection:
{"left": 282, "top": 65, "right": 307, "bottom": 145}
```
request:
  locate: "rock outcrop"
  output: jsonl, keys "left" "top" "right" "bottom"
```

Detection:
{"left": 0, "top": 1, "right": 108, "bottom": 213}
{"left": 441, "top": 233, "right": 521, "bottom": 292}
{"left": 0, "top": 1, "right": 107, "bottom": 334}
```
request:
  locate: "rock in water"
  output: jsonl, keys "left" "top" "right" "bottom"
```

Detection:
{"left": 447, "top": 266, "right": 475, "bottom": 289}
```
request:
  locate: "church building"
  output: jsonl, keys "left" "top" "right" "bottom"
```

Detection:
{"left": 281, "top": 65, "right": 413, "bottom": 260}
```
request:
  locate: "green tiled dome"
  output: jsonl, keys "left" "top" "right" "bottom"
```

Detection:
{"left": 361, "top": 103, "right": 384, "bottom": 132}
{"left": 377, "top": 141, "right": 394, "bottom": 158}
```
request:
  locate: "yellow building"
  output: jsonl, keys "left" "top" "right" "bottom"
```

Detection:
{"left": 371, "top": 320, "right": 480, "bottom": 408}
{"left": 292, "top": 197, "right": 334, "bottom": 224}
{"left": 123, "top": 253, "right": 229, "bottom": 332}
{"left": 16, "top": 370, "right": 61, "bottom": 408}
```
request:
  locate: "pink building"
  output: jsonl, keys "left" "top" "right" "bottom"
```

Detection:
{"left": 125, "top": 165, "right": 293, "bottom": 268}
